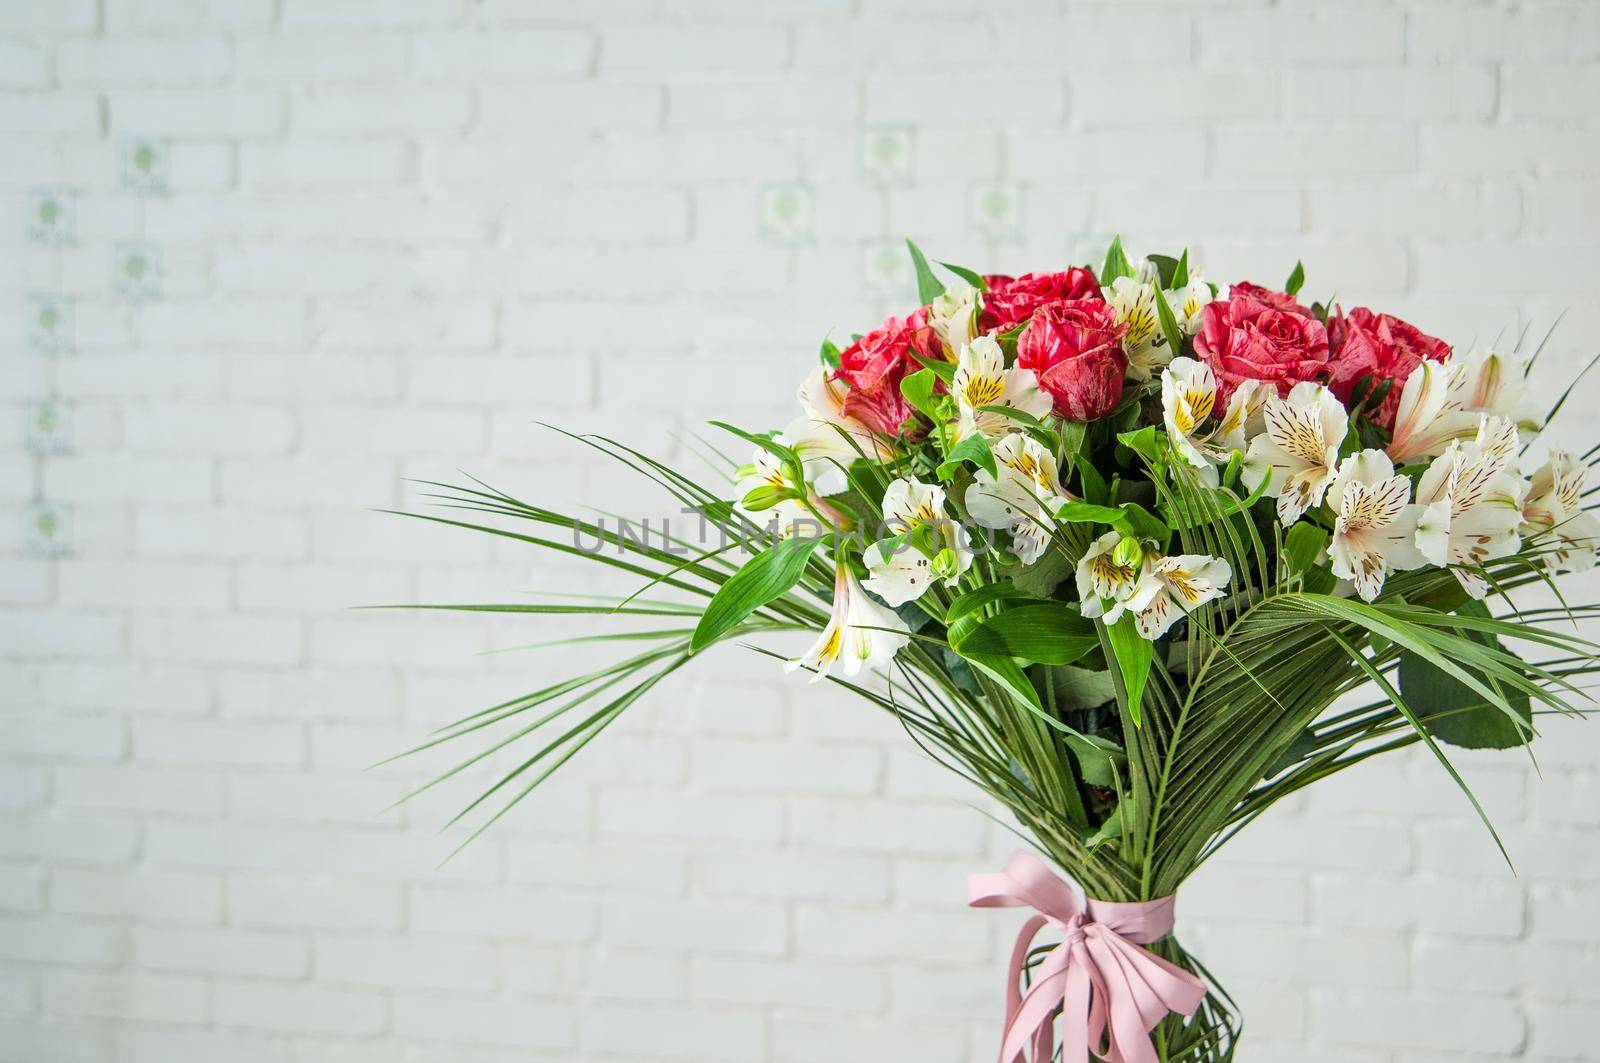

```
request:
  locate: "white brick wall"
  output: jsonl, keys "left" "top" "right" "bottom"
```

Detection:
{"left": 3, "top": 1, "right": 1600, "bottom": 1060}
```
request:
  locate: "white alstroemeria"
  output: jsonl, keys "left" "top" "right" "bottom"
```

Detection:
{"left": 1386, "top": 360, "right": 1476, "bottom": 464}
{"left": 1387, "top": 349, "right": 1540, "bottom": 464}
{"left": 1414, "top": 416, "right": 1527, "bottom": 598}
{"left": 1074, "top": 531, "right": 1141, "bottom": 618}
{"left": 1520, "top": 450, "right": 1600, "bottom": 573}
{"left": 963, "top": 433, "right": 1074, "bottom": 564}
{"left": 1325, "top": 450, "right": 1427, "bottom": 602}
{"left": 1164, "top": 272, "right": 1215, "bottom": 335}
{"left": 863, "top": 477, "right": 975, "bottom": 606}
{"left": 1161, "top": 360, "right": 1274, "bottom": 483}
{"left": 733, "top": 440, "right": 823, "bottom": 538}
{"left": 1104, "top": 275, "right": 1169, "bottom": 382}
{"left": 1105, "top": 553, "right": 1233, "bottom": 641}
{"left": 927, "top": 280, "right": 979, "bottom": 358}
{"left": 1451, "top": 347, "right": 1542, "bottom": 431}
{"left": 785, "top": 368, "right": 889, "bottom": 496}
{"left": 951, "top": 335, "right": 1052, "bottom": 440}
{"left": 1213, "top": 379, "right": 1274, "bottom": 455}
{"left": 1243, "top": 382, "right": 1349, "bottom": 526}
{"left": 1161, "top": 357, "right": 1220, "bottom": 470}
{"left": 787, "top": 563, "right": 910, "bottom": 683}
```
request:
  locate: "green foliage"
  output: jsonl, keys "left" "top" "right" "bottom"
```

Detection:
{"left": 1284, "top": 260, "right": 1305, "bottom": 297}
{"left": 1100, "top": 234, "right": 1136, "bottom": 285}
{"left": 692, "top": 536, "right": 823, "bottom": 652}
{"left": 1399, "top": 601, "right": 1533, "bottom": 749}
{"left": 936, "top": 431, "right": 996, "bottom": 480}
{"left": 905, "top": 237, "right": 946, "bottom": 304}
{"left": 951, "top": 602, "right": 1098, "bottom": 664}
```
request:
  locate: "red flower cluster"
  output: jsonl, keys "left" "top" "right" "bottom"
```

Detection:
{"left": 1327, "top": 307, "right": 1452, "bottom": 429}
{"left": 1016, "top": 299, "right": 1128, "bottom": 421}
{"left": 828, "top": 265, "right": 1451, "bottom": 437}
{"left": 1195, "top": 289, "right": 1330, "bottom": 402}
{"left": 979, "top": 269, "right": 1101, "bottom": 331}
{"left": 833, "top": 310, "right": 937, "bottom": 436}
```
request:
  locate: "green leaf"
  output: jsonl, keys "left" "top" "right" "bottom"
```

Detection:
{"left": 905, "top": 237, "right": 946, "bottom": 305}
{"left": 1398, "top": 601, "right": 1533, "bottom": 749}
{"left": 1283, "top": 522, "right": 1329, "bottom": 577}
{"left": 691, "top": 537, "right": 823, "bottom": 653}
{"left": 1116, "top": 426, "right": 1165, "bottom": 464}
{"left": 1074, "top": 455, "right": 1109, "bottom": 505}
{"left": 946, "top": 583, "right": 1034, "bottom": 623}
{"left": 911, "top": 352, "right": 957, "bottom": 383}
{"left": 937, "top": 431, "right": 996, "bottom": 480}
{"left": 940, "top": 260, "right": 986, "bottom": 290}
{"left": 900, "top": 367, "right": 940, "bottom": 421}
{"left": 1100, "top": 235, "right": 1136, "bottom": 285}
{"left": 1065, "top": 729, "right": 1125, "bottom": 788}
{"left": 819, "top": 336, "right": 841, "bottom": 370}
{"left": 1009, "top": 547, "right": 1074, "bottom": 598}
{"left": 1264, "top": 727, "right": 1316, "bottom": 779}
{"left": 1047, "top": 664, "right": 1118, "bottom": 712}
{"left": 1113, "top": 501, "right": 1169, "bottom": 543}
{"left": 1145, "top": 253, "right": 1181, "bottom": 288}
{"left": 1171, "top": 248, "right": 1189, "bottom": 289}
{"left": 1105, "top": 614, "right": 1153, "bottom": 727}
{"left": 1284, "top": 260, "right": 1306, "bottom": 297}
{"left": 1153, "top": 282, "right": 1184, "bottom": 356}
{"left": 952, "top": 603, "right": 1098, "bottom": 665}
{"left": 1058, "top": 501, "right": 1128, "bottom": 525}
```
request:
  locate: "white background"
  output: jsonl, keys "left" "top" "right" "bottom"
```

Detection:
{"left": 3, "top": 1, "right": 1600, "bottom": 1060}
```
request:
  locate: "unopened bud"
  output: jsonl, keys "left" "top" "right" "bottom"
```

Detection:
{"left": 1112, "top": 535, "right": 1144, "bottom": 568}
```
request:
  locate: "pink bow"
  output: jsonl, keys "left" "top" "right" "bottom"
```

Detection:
{"left": 967, "top": 851, "right": 1208, "bottom": 1063}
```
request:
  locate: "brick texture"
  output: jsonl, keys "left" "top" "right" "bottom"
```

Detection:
{"left": 3, "top": 1, "right": 1600, "bottom": 1061}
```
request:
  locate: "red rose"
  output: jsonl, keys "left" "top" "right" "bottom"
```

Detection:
{"left": 1015, "top": 298, "right": 1128, "bottom": 421}
{"left": 980, "top": 268, "right": 1102, "bottom": 330}
{"left": 1194, "top": 296, "right": 1331, "bottom": 402}
{"left": 833, "top": 310, "right": 936, "bottom": 436}
{"left": 1327, "top": 307, "right": 1451, "bottom": 430}
{"left": 1226, "top": 281, "right": 1312, "bottom": 317}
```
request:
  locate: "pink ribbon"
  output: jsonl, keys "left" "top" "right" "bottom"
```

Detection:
{"left": 967, "top": 851, "right": 1208, "bottom": 1063}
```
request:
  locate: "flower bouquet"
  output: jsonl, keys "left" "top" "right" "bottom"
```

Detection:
{"left": 392, "top": 238, "right": 1598, "bottom": 1061}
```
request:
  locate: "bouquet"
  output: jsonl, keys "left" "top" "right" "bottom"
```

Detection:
{"left": 392, "top": 238, "right": 1599, "bottom": 1061}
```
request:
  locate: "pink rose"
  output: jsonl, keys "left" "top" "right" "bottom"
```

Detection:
{"left": 1226, "top": 281, "right": 1312, "bottom": 317}
{"left": 1195, "top": 296, "right": 1331, "bottom": 402}
{"left": 1015, "top": 299, "right": 1128, "bottom": 421}
{"left": 980, "top": 268, "right": 1102, "bottom": 330}
{"left": 833, "top": 310, "right": 936, "bottom": 436}
{"left": 1327, "top": 307, "right": 1451, "bottom": 430}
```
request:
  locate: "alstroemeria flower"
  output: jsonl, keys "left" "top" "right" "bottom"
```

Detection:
{"left": 1105, "top": 552, "right": 1233, "bottom": 641}
{"left": 734, "top": 440, "right": 824, "bottom": 538}
{"left": 951, "top": 335, "right": 1052, "bottom": 440}
{"left": 963, "top": 433, "right": 1073, "bottom": 564}
{"left": 1243, "top": 382, "right": 1349, "bottom": 525}
{"left": 786, "top": 368, "right": 891, "bottom": 496}
{"left": 1165, "top": 273, "right": 1215, "bottom": 335}
{"left": 1075, "top": 531, "right": 1140, "bottom": 618}
{"left": 1451, "top": 347, "right": 1543, "bottom": 431}
{"left": 1161, "top": 358, "right": 1274, "bottom": 479}
{"left": 927, "top": 281, "right": 979, "bottom": 359}
{"left": 1103, "top": 275, "right": 1170, "bottom": 382}
{"left": 787, "top": 563, "right": 910, "bottom": 682}
{"left": 1521, "top": 450, "right": 1600, "bottom": 573}
{"left": 1415, "top": 416, "right": 1527, "bottom": 598}
{"left": 1326, "top": 450, "right": 1426, "bottom": 602}
{"left": 863, "top": 477, "right": 974, "bottom": 606}
{"left": 1388, "top": 349, "right": 1542, "bottom": 464}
